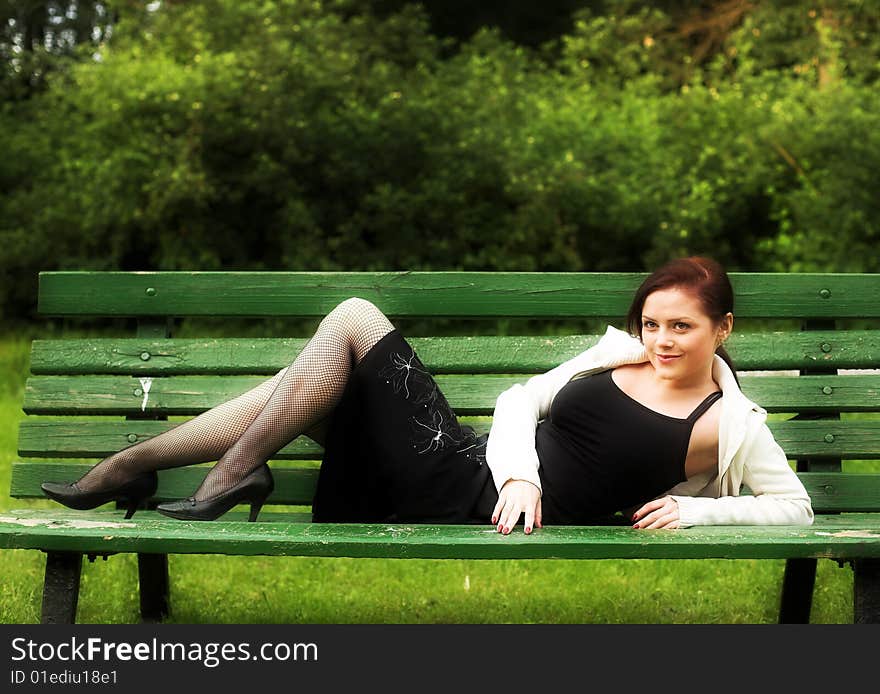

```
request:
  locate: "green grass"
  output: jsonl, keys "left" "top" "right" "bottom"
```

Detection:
{"left": 0, "top": 331, "right": 857, "bottom": 624}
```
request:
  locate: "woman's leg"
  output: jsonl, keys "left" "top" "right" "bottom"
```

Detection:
{"left": 72, "top": 368, "right": 291, "bottom": 492}
{"left": 74, "top": 298, "right": 394, "bottom": 495}
{"left": 191, "top": 297, "right": 394, "bottom": 501}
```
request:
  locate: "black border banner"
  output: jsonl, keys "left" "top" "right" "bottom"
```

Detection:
{"left": 3, "top": 624, "right": 878, "bottom": 691}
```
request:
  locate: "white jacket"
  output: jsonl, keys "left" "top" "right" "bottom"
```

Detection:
{"left": 485, "top": 325, "right": 814, "bottom": 527}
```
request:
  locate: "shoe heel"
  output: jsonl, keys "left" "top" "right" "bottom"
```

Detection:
{"left": 123, "top": 496, "right": 146, "bottom": 519}
{"left": 122, "top": 472, "right": 158, "bottom": 519}
{"left": 247, "top": 464, "right": 274, "bottom": 522}
{"left": 248, "top": 494, "right": 268, "bottom": 522}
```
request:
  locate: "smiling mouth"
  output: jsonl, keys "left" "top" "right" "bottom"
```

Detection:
{"left": 656, "top": 354, "right": 682, "bottom": 361}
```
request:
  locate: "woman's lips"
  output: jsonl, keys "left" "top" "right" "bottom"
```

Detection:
{"left": 656, "top": 354, "right": 682, "bottom": 364}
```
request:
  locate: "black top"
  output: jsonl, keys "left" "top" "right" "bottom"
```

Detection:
{"left": 535, "top": 368, "right": 723, "bottom": 524}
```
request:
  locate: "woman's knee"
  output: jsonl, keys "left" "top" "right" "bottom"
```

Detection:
{"left": 320, "top": 297, "right": 394, "bottom": 364}
{"left": 331, "top": 297, "right": 386, "bottom": 325}
{"left": 336, "top": 296, "right": 379, "bottom": 313}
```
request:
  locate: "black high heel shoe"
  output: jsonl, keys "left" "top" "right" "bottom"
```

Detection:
{"left": 155, "top": 464, "right": 274, "bottom": 522}
{"left": 41, "top": 471, "right": 158, "bottom": 520}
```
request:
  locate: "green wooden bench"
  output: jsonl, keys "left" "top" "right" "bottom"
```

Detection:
{"left": 3, "top": 271, "right": 880, "bottom": 624}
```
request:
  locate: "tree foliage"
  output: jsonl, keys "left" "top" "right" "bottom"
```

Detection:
{"left": 1, "top": 0, "right": 878, "bottom": 320}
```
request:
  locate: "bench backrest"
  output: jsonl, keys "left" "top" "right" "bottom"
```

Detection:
{"left": 11, "top": 271, "right": 880, "bottom": 516}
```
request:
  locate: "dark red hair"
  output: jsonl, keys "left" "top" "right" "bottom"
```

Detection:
{"left": 625, "top": 256, "right": 737, "bottom": 382}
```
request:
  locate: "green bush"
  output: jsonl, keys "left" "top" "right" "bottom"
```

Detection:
{"left": 1, "top": 0, "right": 878, "bottom": 322}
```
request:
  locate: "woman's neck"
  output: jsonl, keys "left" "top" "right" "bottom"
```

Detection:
{"left": 644, "top": 359, "right": 718, "bottom": 394}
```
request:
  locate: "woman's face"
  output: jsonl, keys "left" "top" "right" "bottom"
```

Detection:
{"left": 639, "top": 287, "right": 732, "bottom": 383}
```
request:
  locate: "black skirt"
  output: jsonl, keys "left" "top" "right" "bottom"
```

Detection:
{"left": 311, "top": 329, "right": 497, "bottom": 524}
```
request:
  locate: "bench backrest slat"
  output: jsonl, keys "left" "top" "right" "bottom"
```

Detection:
{"left": 22, "top": 373, "right": 880, "bottom": 415}
{"left": 39, "top": 271, "right": 880, "bottom": 319}
{"left": 29, "top": 331, "right": 880, "bottom": 374}
{"left": 15, "top": 419, "right": 880, "bottom": 461}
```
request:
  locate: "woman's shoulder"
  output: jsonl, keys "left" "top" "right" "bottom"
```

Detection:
{"left": 609, "top": 361, "right": 649, "bottom": 384}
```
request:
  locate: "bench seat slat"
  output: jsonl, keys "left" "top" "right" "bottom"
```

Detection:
{"left": 16, "top": 419, "right": 880, "bottom": 459}
{"left": 12, "top": 463, "right": 880, "bottom": 512}
{"left": 29, "top": 331, "right": 880, "bottom": 374}
{"left": 23, "top": 374, "right": 880, "bottom": 415}
{"left": 1, "top": 509, "right": 878, "bottom": 559}
{"left": 38, "top": 271, "right": 880, "bottom": 319}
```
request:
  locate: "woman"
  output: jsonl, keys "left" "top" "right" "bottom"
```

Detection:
{"left": 41, "top": 257, "right": 814, "bottom": 532}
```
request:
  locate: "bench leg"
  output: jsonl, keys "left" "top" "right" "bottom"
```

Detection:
{"left": 41, "top": 552, "right": 83, "bottom": 624}
{"left": 138, "top": 553, "right": 170, "bottom": 622}
{"left": 778, "top": 558, "right": 816, "bottom": 624}
{"left": 854, "top": 559, "right": 880, "bottom": 624}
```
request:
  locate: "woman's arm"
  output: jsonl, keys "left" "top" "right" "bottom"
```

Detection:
{"left": 485, "top": 348, "right": 597, "bottom": 493}
{"left": 484, "top": 347, "right": 601, "bottom": 534}
{"left": 485, "top": 327, "right": 647, "bottom": 533}
{"left": 667, "top": 422, "right": 814, "bottom": 527}
{"left": 485, "top": 326, "right": 647, "bottom": 495}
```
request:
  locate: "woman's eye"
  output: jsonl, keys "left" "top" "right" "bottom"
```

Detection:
{"left": 642, "top": 321, "right": 656, "bottom": 329}
{"left": 675, "top": 322, "right": 690, "bottom": 330}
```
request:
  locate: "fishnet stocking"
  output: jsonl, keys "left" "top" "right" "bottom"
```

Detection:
{"left": 75, "top": 298, "right": 395, "bottom": 500}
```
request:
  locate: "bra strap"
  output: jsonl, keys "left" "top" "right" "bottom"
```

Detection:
{"left": 687, "top": 391, "right": 723, "bottom": 423}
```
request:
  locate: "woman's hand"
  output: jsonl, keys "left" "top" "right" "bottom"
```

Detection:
{"left": 632, "top": 496, "right": 680, "bottom": 529}
{"left": 492, "top": 479, "right": 542, "bottom": 534}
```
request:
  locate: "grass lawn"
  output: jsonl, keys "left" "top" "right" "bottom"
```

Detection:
{"left": 0, "top": 332, "right": 857, "bottom": 624}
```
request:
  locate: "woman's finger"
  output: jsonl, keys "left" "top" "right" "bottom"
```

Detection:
{"left": 635, "top": 499, "right": 680, "bottom": 528}
{"left": 524, "top": 503, "right": 535, "bottom": 534}
{"left": 493, "top": 485, "right": 516, "bottom": 528}
{"left": 641, "top": 512, "right": 666, "bottom": 529}
{"left": 642, "top": 511, "right": 678, "bottom": 529}
{"left": 499, "top": 508, "right": 519, "bottom": 534}
{"left": 491, "top": 498, "right": 503, "bottom": 525}
{"left": 634, "top": 501, "right": 674, "bottom": 528}
{"left": 496, "top": 499, "right": 509, "bottom": 532}
{"left": 633, "top": 509, "right": 660, "bottom": 528}
{"left": 632, "top": 497, "right": 665, "bottom": 522}
{"left": 498, "top": 498, "right": 517, "bottom": 533}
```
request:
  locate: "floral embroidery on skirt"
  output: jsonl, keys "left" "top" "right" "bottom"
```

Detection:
{"left": 379, "top": 345, "right": 486, "bottom": 465}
